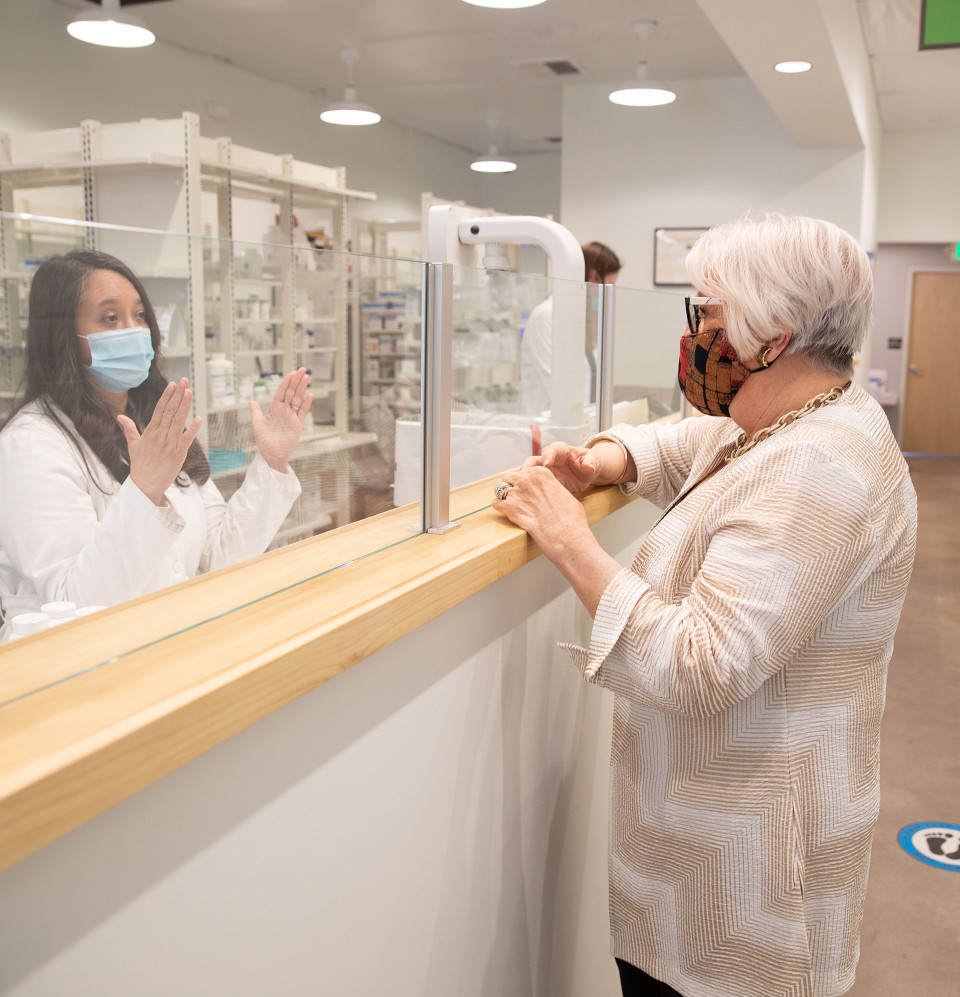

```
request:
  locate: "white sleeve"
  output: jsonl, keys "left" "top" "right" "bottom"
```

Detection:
{"left": 0, "top": 420, "right": 185, "bottom": 606}
{"left": 198, "top": 453, "right": 302, "bottom": 573}
{"left": 519, "top": 298, "right": 553, "bottom": 414}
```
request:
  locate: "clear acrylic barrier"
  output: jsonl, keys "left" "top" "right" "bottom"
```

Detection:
{"left": 608, "top": 284, "right": 686, "bottom": 427}
{"left": 394, "top": 265, "right": 601, "bottom": 518}
{"left": 0, "top": 210, "right": 689, "bottom": 706}
{"left": 0, "top": 213, "right": 425, "bottom": 702}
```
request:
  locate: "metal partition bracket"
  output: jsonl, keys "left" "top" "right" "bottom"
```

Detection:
{"left": 455, "top": 215, "right": 584, "bottom": 282}
{"left": 419, "top": 262, "right": 460, "bottom": 535}
{"left": 596, "top": 282, "right": 616, "bottom": 431}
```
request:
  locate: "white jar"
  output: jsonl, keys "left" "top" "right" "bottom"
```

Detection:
{"left": 9, "top": 612, "right": 49, "bottom": 640}
{"left": 41, "top": 601, "right": 77, "bottom": 626}
{"left": 207, "top": 353, "right": 235, "bottom": 408}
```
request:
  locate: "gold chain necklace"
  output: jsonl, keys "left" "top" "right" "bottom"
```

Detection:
{"left": 725, "top": 382, "right": 849, "bottom": 463}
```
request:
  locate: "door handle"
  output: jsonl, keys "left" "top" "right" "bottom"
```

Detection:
{"left": 908, "top": 365, "right": 922, "bottom": 374}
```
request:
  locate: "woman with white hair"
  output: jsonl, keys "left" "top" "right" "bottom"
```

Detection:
{"left": 493, "top": 214, "right": 917, "bottom": 997}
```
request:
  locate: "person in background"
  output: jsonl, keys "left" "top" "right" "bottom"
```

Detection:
{"left": 494, "top": 214, "right": 917, "bottom": 997}
{"left": 520, "top": 240, "right": 621, "bottom": 414}
{"left": 0, "top": 250, "right": 312, "bottom": 636}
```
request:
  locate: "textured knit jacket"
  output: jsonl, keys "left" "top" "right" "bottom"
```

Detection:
{"left": 562, "top": 384, "right": 917, "bottom": 997}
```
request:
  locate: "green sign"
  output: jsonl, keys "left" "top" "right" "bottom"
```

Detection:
{"left": 921, "top": 0, "right": 960, "bottom": 49}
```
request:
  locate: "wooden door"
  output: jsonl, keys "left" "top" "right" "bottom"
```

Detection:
{"left": 903, "top": 272, "right": 960, "bottom": 456}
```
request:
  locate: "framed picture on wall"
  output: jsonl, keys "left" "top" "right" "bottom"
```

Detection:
{"left": 653, "top": 228, "right": 708, "bottom": 286}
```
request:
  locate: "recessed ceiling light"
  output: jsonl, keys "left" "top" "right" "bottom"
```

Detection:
{"left": 67, "top": 0, "right": 155, "bottom": 48}
{"left": 775, "top": 61, "right": 812, "bottom": 74}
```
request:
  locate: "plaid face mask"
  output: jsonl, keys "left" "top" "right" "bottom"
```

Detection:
{"left": 677, "top": 326, "right": 770, "bottom": 417}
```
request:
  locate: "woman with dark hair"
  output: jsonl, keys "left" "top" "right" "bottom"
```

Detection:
{"left": 520, "top": 239, "right": 621, "bottom": 414}
{"left": 0, "top": 250, "right": 310, "bottom": 631}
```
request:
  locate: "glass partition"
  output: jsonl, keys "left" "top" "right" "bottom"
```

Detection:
{"left": 395, "top": 265, "right": 602, "bottom": 520}
{"left": 607, "top": 284, "right": 686, "bottom": 427}
{"left": 0, "top": 213, "right": 425, "bottom": 690}
{"left": 0, "top": 209, "right": 691, "bottom": 708}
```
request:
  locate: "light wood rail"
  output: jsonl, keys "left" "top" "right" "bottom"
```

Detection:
{"left": 0, "top": 474, "right": 635, "bottom": 874}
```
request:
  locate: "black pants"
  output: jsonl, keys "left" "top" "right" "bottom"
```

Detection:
{"left": 616, "top": 958, "right": 685, "bottom": 997}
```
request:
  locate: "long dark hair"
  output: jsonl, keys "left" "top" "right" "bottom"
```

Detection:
{"left": 2, "top": 249, "right": 209, "bottom": 488}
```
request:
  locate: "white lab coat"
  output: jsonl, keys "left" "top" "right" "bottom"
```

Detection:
{"left": 518, "top": 296, "right": 594, "bottom": 415}
{"left": 0, "top": 399, "right": 301, "bottom": 636}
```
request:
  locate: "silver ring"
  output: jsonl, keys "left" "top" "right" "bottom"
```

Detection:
{"left": 495, "top": 481, "right": 510, "bottom": 501}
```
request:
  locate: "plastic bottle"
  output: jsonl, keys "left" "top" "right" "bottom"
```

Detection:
{"left": 207, "top": 353, "right": 235, "bottom": 408}
{"left": 9, "top": 612, "right": 50, "bottom": 640}
{"left": 41, "top": 601, "right": 77, "bottom": 626}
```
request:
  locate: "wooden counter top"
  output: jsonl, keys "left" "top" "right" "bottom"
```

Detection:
{"left": 0, "top": 475, "right": 635, "bottom": 874}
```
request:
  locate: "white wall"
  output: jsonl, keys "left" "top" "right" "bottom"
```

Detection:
{"left": 877, "top": 129, "right": 960, "bottom": 243}
{"left": 0, "top": 0, "right": 561, "bottom": 229}
{"left": 559, "top": 78, "right": 866, "bottom": 294}
{"left": 817, "top": 0, "right": 883, "bottom": 252}
{"left": 559, "top": 77, "right": 870, "bottom": 391}
{"left": 0, "top": 501, "right": 656, "bottom": 997}
{"left": 476, "top": 153, "right": 563, "bottom": 222}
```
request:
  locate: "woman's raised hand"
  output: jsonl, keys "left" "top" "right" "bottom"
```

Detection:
{"left": 523, "top": 441, "right": 603, "bottom": 496}
{"left": 118, "top": 378, "right": 202, "bottom": 506}
{"left": 250, "top": 368, "right": 313, "bottom": 472}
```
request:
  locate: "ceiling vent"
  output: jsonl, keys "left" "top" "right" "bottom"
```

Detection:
{"left": 513, "top": 58, "right": 584, "bottom": 79}
{"left": 543, "top": 59, "right": 581, "bottom": 76}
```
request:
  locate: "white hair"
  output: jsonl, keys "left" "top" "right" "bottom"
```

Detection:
{"left": 685, "top": 214, "right": 873, "bottom": 374}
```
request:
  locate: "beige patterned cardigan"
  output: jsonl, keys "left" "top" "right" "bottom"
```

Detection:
{"left": 563, "top": 384, "right": 916, "bottom": 997}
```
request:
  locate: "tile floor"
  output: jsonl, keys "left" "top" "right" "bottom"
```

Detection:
{"left": 846, "top": 456, "right": 960, "bottom": 996}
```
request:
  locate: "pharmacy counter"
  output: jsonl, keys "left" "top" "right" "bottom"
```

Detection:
{"left": 0, "top": 473, "right": 636, "bottom": 876}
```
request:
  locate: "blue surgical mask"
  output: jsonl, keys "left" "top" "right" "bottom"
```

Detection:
{"left": 82, "top": 327, "right": 154, "bottom": 393}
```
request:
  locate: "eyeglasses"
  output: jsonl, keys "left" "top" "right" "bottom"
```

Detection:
{"left": 684, "top": 296, "right": 723, "bottom": 336}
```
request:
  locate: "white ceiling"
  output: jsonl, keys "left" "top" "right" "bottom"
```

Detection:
{"left": 56, "top": 0, "right": 960, "bottom": 154}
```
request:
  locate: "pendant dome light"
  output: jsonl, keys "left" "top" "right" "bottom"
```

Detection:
{"left": 461, "top": 0, "right": 547, "bottom": 7}
{"left": 67, "top": 0, "right": 156, "bottom": 48}
{"left": 471, "top": 144, "right": 518, "bottom": 173}
{"left": 608, "top": 20, "right": 676, "bottom": 108}
{"left": 321, "top": 47, "right": 381, "bottom": 126}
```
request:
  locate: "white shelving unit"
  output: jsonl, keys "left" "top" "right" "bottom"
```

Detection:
{"left": 0, "top": 114, "right": 374, "bottom": 426}
{"left": 351, "top": 217, "right": 423, "bottom": 422}
{"left": 0, "top": 113, "right": 378, "bottom": 536}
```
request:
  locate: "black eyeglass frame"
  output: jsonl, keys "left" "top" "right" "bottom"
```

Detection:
{"left": 684, "top": 296, "right": 723, "bottom": 336}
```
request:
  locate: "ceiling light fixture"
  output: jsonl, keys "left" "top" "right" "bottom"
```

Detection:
{"left": 67, "top": 0, "right": 156, "bottom": 48}
{"left": 320, "top": 47, "right": 381, "bottom": 126}
{"left": 609, "top": 21, "right": 676, "bottom": 108}
{"left": 461, "top": 0, "right": 547, "bottom": 8}
{"left": 471, "top": 144, "right": 517, "bottom": 173}
{"left": 774, "top": 60, "right": 813, "bottom": 74}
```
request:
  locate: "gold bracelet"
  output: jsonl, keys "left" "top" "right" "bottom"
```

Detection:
{"left": 586, "top": 433, "right": 630, "bottom": 484}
